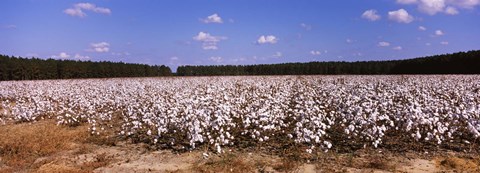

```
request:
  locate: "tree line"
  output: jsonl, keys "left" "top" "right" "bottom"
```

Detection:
{"left": 2, "top": 50, "right": 479, "bottom": 81}
{"left": 177, "top": 50, "right": 480, "bottom": 76}
{"left": 0, "top": 55, "right": 172, "bottom": 81}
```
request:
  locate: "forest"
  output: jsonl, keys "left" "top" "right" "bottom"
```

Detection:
{"left": 177, "top": 50, "right": 480, "bottom": 76}
{"left": 0, "top": 55, "right": 172, "bottom": 81}
{"left": 1, "top": 50, "right": 479, "bottom": 81}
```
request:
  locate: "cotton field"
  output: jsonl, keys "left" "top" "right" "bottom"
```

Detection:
{"left": 1, "top": 76, "right": 480, "bottom": 154}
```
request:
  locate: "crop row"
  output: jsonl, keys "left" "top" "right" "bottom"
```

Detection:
{"left": 1, "top": 76, "right": 479, "bottom": 153}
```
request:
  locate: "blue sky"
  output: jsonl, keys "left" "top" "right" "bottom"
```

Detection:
{"left": 2, "top": 0, "right": 480, "bottom": 71}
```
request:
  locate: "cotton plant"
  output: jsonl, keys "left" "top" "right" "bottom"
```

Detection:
{"left": 0, "top": 75, "right": 480, "bottom": 153}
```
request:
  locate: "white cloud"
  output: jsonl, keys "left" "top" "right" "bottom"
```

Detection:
{"left": 168, "top": 56, "right": 180, "bottom": 65}
{"left": 418, "top": 26, "right": 427, "bottom": 31}
{"left": 397, "top": 0, "right": 480, "bottom": 15}
{"left": 435, "top": 29, "right": 445, "bottom": 36}
{"left": 450, "top": 0, "right": 480, "bottom": 9}
{"left": 74, "top": 54, "right": 90, "bottom": 60}
{"left": 87, "top": 42, "right": 110, "bottom": 53}
{"left": 426, "top": 42, "right": 432, "bottom": 46}
{"left": 230, "top": 57, "right": 248, "bottom": 64}
{"left": 393, "top": 46, "right": 403, "bottom": 50}
{"left": 378, "top": 41, "right": 391, "bottom": 47}
{"left": 25, "top": 53, "right": 39, "bottom": 57}
{"left": 300, "top": 23, "right": 312, "bottom": 30}
{"left": 346, "top": 39, "right": 354, "bottom": 43}
{"left": 310, "top": 50, "right": 322, "bottom": 55}
{"left": 52, "top": 52, "right": 71, "bottom": 59}
{"left": 361, "top": 9, "right": 381, "bottom": 21}
{"left": 209, "top": 56, "right": 223, "bottom": 63}
{"left": 58, "top": 52, "right": 70, "bottom": 59}
{"left": 64, "top": 8, "right": 86, "bottom": 17}
{"left": 201, "top": 13, "right": 223, "bottom": 24}
{"left": 273, "top": 52, "right": 283, "bottom": 58}
{"left": 193, "top": 32, "right": 227, "bottom": 50}
{"left": 418, "top": 0, "right": 446, "bottom": 15}
{"left": 52, "top": 52, "right": 90, "bottom": 60}
{"left": 256, "top": 35, "right": 278, "bottom": 44}
{"left": 388, "top": 9, "right": 414, "bottom": 23}
{"left": 445, "top": 6, "right": 459, "bottom": 14}
{"left": 75, "top": 3, "right": 111, "bottom": 14}
{"left": 440, "top": 41, "right": 449, "bottom": 45}
{"left": 64, "top": 3, "right": 111, "bottom": 18}
{"left": 397, "top": 0, "right": 418, "bottom": 4}
{"left": 111, "top": 52, "right": 130, "bottom": 56}
{"left": 2, "top": 24, "right": 17, "bottom": 29}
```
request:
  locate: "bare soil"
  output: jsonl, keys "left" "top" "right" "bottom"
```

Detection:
{"left": 0, "top": 121, "right": 479, "bottom": 173}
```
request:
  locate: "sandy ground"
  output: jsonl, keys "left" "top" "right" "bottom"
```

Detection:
{"left": 0, "top": 121, "right": 478, "bottom": 172}
{"left": 9, "top": 142, "right": 474, "bottom": 173}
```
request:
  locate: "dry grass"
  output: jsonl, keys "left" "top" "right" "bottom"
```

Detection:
{"left": 0, "top": 120, "right": 89, "bottom": 171}
{"left": 192, "top": 152, "right": 256, "bottom": 173}
{"left": 272, "top": 158, "right": 300, "bottom": 173}
{"left": 438, "top": 156, "right": 480, "bottom": 172}
{"left": 80, "top": 153, "right": 111, "bottom": 170}
{"left": 36, "top": 163, "right": 85, "bottom": 173}
{"left": 192, "top": 151, "right": 304, "bottom": 173}
{"left": 315, "top": 151, "right": 398, "bottom": 172}
{"left": 362, "top": 156, "right": 394, "bottom": 170}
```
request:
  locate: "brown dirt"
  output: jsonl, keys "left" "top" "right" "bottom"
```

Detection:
{"left": 436, "top": 156, "right": 480, "bottom": 172}
{"left": 1, "top": 121, "right": 479, "bottom": 173}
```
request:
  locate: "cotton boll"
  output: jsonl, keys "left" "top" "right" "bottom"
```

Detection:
{"left": 324, "top": 141, "right": 332, "bottom": 149}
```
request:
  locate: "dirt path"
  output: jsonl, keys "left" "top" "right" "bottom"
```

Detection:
{"left": 29, "top": 143, "right": 479, "bottom": 173}
{"left": 94, "top": 149, "right": 198, "bottom": 173}
{"left": 1, "top": 135, "right": 478, "bottom": 173}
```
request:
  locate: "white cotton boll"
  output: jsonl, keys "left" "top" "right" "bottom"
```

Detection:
{"left": 415, "top": 131, "right": 421, "bottom": 140}
{"left": 255, "top": 130, "right": 260, "bottom": 136}
{"left": 467, "top": 123, "right": 480, "bottom": 138}
{"left": 447, "top": 132, "right": 453, "bottom": 138}
{"left": 324, "top": 141, "right": 332, "bottom": 149}
{"left": 373, "top": 140, "right": 380, "bottom": 148}
{"left": 348, "top": 124, "right": 355, "bottom": 131}
{"left": 406, "top": 120, "right": 413, "bottom": 131}
{"left": 305, "top": 138, "right": 311, "bottom": 143}
{"left": 226, "top": 132, "right": 231, "bottom": 138}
